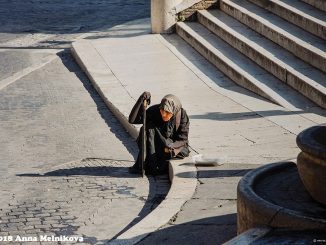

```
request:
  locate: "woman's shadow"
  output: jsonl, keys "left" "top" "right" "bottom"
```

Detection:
{"left": 16, "top": 158, "right": 170, "bottom": 243}
{"left": 17, "top": 165, "right": 137, "bottom": 178}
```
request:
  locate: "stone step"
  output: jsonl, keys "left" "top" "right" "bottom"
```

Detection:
{"left": 301, "top": 0, "right": 326, "bottom": 12}
{"left": 176, "top": 21, "right": 317, "bottom": 110}
{"left": 225, "top": 227, "right": 326, "bottom": 245}
{"left": 220, "top": 0, "right": 326, "bottom": 73}
{"left": 224, "top": 227, "right": 272, "bottom": 245}
{"left": 197, "top": 9, "right": 326, "bottom": 108}
{"left": 247, "top": 0, "right": 326, "bottom": 40}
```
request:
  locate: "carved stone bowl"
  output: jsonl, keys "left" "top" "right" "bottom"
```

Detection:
{"left": 297, "top": 125, "right": 326, "bottom": 206}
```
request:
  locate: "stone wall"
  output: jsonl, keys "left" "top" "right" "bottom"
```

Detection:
{"left": 177, "top": 0, "right": 219, "bottom": 21}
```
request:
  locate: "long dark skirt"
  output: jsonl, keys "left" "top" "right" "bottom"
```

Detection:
{"left": 133, "top": 125, "right": 189, "bottom": 175}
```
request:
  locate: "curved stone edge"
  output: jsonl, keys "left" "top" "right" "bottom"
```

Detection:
{"left": 71, "top": 39, "right": 198, "bottom": 245}
{"left": 296, "top": 124, "right": 326, "bottom": 206}
{"left": 224, "top": 227, "right": 272, "bottom": 245}
{"left": 109, "top": 159, "right": 197, "bottom": 245}
{"left": 296, "top": 124, "right": 326, "bottom": 159}
{"left": 297, "top": 152, "right": 326, "bottom": 206}
{"left": 237, "top": 161, "right": 326, "bottom": 234}
{"left": 71, "top": 40, "right": 139, "bottom": 140}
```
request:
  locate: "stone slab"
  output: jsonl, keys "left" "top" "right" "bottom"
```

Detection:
{"left": 71, "top": 18, "right": 325, "bottom": 244}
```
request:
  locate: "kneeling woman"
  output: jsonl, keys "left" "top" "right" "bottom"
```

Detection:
{"left": 128, "top": 92, "right": 190, "bottom": 175}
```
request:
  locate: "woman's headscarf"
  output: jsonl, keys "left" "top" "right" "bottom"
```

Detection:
{"left": 159, "top": 94, "right": 182, "bottom": 115}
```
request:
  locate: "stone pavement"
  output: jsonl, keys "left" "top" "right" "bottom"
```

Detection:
{"left": 0, "top": 51, "right": 170, "bottom": 244}
{"left": 72, "top": 18, "right": 326, "bottom": 244}
{"left": 0, "top": 0, "right": 150, "bottom": 49}
{"left": 0, "top": 158, "right": 169, "bottom": 245}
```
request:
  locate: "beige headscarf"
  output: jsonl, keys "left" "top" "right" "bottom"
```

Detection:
{"left": 159, "top": 94, "right": 182, "bottom": 115}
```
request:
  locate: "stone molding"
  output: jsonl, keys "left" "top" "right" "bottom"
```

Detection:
{"left": 177, "top": 0, "right": 219, "bottom": 21}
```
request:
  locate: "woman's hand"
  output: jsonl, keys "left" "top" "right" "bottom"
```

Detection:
{"left": 141, "top": 91, "right": 151, "bottom": 105}
{"left": 164, "top": 147, "right": 172, "bottom": 154}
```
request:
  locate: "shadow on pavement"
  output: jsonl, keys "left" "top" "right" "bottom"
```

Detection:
{"left": 127, "top": 214, "right": 237, "bottom": 245}
{"left": 17, "top": 160, "right": 170, "bottom": 243}
{"left": 84, "top": 26, "right": 151, "bottom": 40}
{"left": 160, "top": 35, "right": 269, "bottom": 101}
{"left": 137, "top": 217, "right": 326, "bottom": 245}
{"left": 177, "top": 164, "right": 253, "bottom": 178}
{"left": 197, "top": 168, "right": 253, "bottom": 178}
{"left": 189, "top": 110, "right": 325, "bottom": 121}
{"left": 58, "top": 51, "right": 139, "bottom": 159}
{"left": 160, "top": 35, "right": 326, "bottom": 115}
{"left": 17, "top": 166, "right": 140, "bottom": 178}
{"left": 0, "top": 0, "right": 150, "bottom": 35}
{"left": 111, "top": 174, "right": 170, "bottom": 241}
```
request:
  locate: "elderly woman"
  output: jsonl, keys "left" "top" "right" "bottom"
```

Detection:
{"left": 128, "top": 91, "right": 190, "bottom": 175}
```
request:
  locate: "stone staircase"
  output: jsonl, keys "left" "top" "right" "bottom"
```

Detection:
{"left": 301, "top": 0, "right": 326, "bottom": 12}
{"left": 176, "top": 0, "right": 326, "bottom": 110}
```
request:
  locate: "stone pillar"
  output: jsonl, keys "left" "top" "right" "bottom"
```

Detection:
{"left": 151, "top": 0, "right": 182, "bottom": 33}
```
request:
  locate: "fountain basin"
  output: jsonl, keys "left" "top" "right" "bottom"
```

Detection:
{"left": 237, "top": 162, "right": 326, "bottom": 233}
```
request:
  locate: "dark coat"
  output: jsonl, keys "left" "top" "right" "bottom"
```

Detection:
{"left": 128, "top": 95, "right": 190, "bottom": 155}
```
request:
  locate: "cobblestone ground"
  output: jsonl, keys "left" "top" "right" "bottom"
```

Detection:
{"left": 0, "top": 52, "right": 170, "bottom": 244}
{"left": 1, "top": 158, "right": 169, "bottom": 245}
{"left": 0, "top": 1, "right": 165, "bottom": 243}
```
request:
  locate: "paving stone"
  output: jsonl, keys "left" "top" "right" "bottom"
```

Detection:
{"left": 0, "top": 48, "right": 169, "bottom": 245}
{"left": 20, "top": 214, "right": 35, "bottom": 218}
{"left": 21, "top": 226, "right": 36, "bottom": 231}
